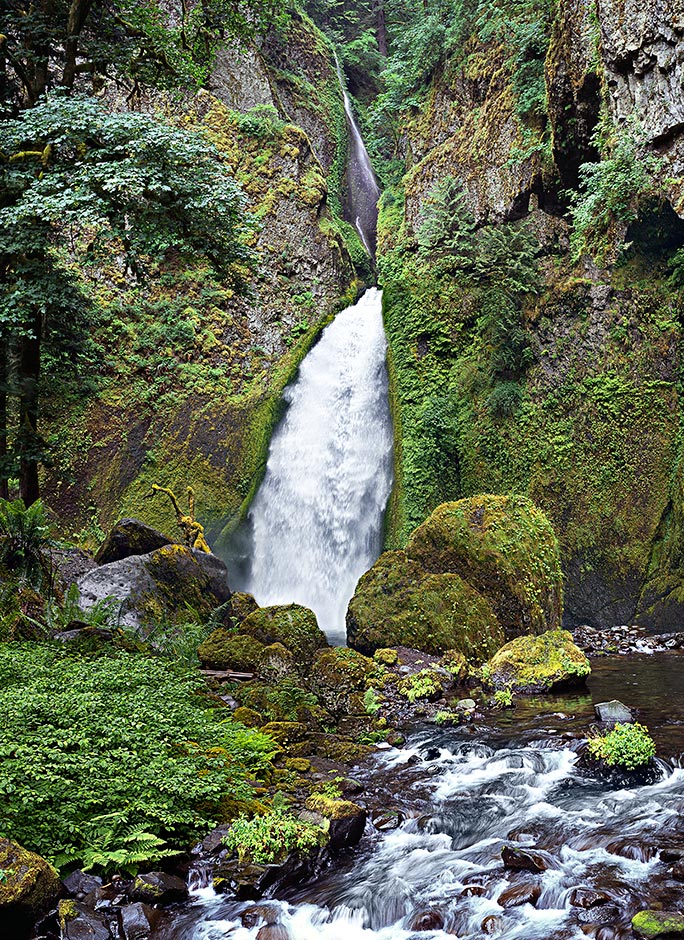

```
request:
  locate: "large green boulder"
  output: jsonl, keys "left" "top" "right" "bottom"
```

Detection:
{"left": 407, "top": 495, "right": 563, "bottom": 640}
{"left": 239, "top": 604, "right": 328, "bottom": 672}
{"left": 347, "top": 495, "right": 563, "bottom": 658}
{"left": 0, "top": 838, "right": 60, "bottom": 931}
{"left": 347, "top": 551, "right": 504, "bottom": 658}
{"left": 483, "top": 629, "right": 590, "bottom": 693}
{"left": 308, "top": 647, "right": 374, "bottom": 715}
{"left": 197, "top": 630, "right": 265, "bottom": 672}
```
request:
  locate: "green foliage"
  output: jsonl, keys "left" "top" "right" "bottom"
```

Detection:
{"left": 587, "top": 722, "right": 656, "bottom": 770}
{"left": 398, "top": 668, "right": 443, "bottom": 703}
{"left": 231, "top": 105, "right": 287, "bottom": 140}
{"left": 434, "top": 710, "right": 459, "bottom": 725}
{"left": 223, "top": 809, "right": 325, "bottom": 864}
{"left": 568, "top": 127, "right": 661, "bottom": 262}
{"left": 493, "top": 688, "right": 513, "bottom": 708}
{"left": 0, "top": 498, "right": 54, "bottom": 590}
{"left": 0, "top": 644, "right": 276, "bottom": 873}
{"left": 363, "top": 687, "right": 381, "bottom": 715}
{"left": 417, "top": 178, "right": 476, "bottom": 269}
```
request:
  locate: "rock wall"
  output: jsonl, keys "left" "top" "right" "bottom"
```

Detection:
{"left": 380, "top": 0, "right": 684, "bottom": 630}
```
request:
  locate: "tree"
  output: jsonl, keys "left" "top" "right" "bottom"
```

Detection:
{"left": 0, "top": 95, "right": 254, "bottom": 503}
{"left": 1, "top": 0, "right": 287, "bottom": 116}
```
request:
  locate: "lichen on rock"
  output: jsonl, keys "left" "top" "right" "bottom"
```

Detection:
{"left": 482, "top": 629, "right": 591, "bottom": 693}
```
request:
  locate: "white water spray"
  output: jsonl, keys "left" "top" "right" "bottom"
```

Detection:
{"left": 239, "top": 288, "right": 393, "bottom": 645}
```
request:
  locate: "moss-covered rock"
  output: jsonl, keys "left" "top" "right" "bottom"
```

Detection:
{"left": 397, "top": 668, "right": 444, "bottom": 703}
{"left": 632, "top": 910, "right": 684, "bottom": 939}
{"left": 483, "top": 629, "right": 590, "bottom": 693}
{"left": 259, "top": 721, "right": 308, "bottom": 746}
{"left": 347, "top": 549, "right": 504, "bottom": 658}
{"left": 232, "top": 706, "right": 264, "bottom": 728}
{"left": 308, "top": 647, "right": 374, "bottom": 715}
{"left": 258, "top": 642, "right": 298, "bottom": 682}
{"left": 0, "top": 838, "right": 60, "bottom": 930}
{"left": 240, "top": 604, "right": 328, "bottom": 671}
{"left": 228, "top": 592, "right": 259, "bottom": 626}
{"left": 439, "top": 650, "right": 468, "bottom": 682}
{"left": 198, "top": 630, "right": 265, "bottom": 671}
{"left": 95, "top": 518, "right": 176, "bottom": 564}
{"left": 374, "top": 648, "right": 399, "bottom": 666}
{"left": 407, "top": 496, "right": 563, "bottom": 641}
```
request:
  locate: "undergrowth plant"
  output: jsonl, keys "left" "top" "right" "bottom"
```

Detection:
{"left": 0, "top": 499, "right": 55, "bottom": 591}
{"left": 223, "top": 808, "right": 325, "bottom": 864}
{"left": 0, "top": 645, "right": 277, "bottom": 873}
{"left": 587, "top": 722, "right": 656, "bottom": 770}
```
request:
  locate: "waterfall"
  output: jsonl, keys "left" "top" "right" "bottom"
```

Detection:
{"left": 233, "top": 289, "right": 393, "bottom": 646}
{"left": 335, "top": 54, "right": 381, "bottom": 256}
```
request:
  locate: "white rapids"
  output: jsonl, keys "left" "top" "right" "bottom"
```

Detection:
{"left": 237, "top": 287, "right": 393, "bottom": 645}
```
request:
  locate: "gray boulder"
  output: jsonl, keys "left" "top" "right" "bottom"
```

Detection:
{"left": 78, "top": 546, "right": 230, "bottom": 628}
{"left": 95, "top": 518, "right": 177, "bottom": 565}
{"left": 594, "top": 700, "right": 633, "bottom": 724}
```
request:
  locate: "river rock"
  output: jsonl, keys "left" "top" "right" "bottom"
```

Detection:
{"left": 501, "top": 845, "right": 548, "bottom": 873}
{"left": 409, "top": 910, "right": 445, "bottom": 931}
{"left": 131, "top": 872, "right": 188, "bottom": 905}
{"left": 483, "top": 630, "right": 591, "bottom": 693}
{"left": 256, "top": 926, "right": 291, "bottom": 940}
{"left": 62, "top": 870, "right": 102, "bottom": 901}
{"left": 633, "top": 911, "right": 684, "bottom": 939}
{"left": 239, "top": 604, "right": 329, "bottom": 672}
{"left": 569, "top": 886, "right": 611, "bottom": 908}
{"left": 0, "top": 838, "right": 60, "bottom": 931}
{"left": 198, "top": 630, "right": 264, "bottom": 671}
{"left": 497, "top": 878, "right": 541, "bottom": 908}
{"left": 78, "top": 545, "right": 231, "bottom": 629}
{"left": 303, "top": 795, "right": 366, "bottom": 850}
{"left": 308, "top": 647, "right": 374, "bottom": 715}
{"left": 594, "top": 701, "right": 633, "bottom": 724}
{"left": 120, "top": 901, "right": 160, "bottom": 940}
{"left": 95, "top": 518, "right": 177, "bottom": 564}
{"left": 347, "top": 495, "right": 563, "bottom": 656}
{"left": 58, "top": 899, "right": 112, "bottom": 940}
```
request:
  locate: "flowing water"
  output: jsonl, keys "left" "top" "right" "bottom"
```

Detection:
{"left": 335, "top": 55, "right": 381, "bottom": 256}
{"left": 231, "top": 288, "right": 393, "bottom": 645}
{"left": 159, "top": 654, "right": 684, "bottom": 940}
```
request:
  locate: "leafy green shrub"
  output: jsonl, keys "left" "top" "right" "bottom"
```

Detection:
{"left": 493, "top": 688, "right": 513, "bottom": 708}
{"left": 230, "top": 104, "right": 287, "bottom": 140}
{"left": 223, "top": 809, "right": 325, "bottom": 864}
{"left": 587, "top": 722, "right": 656, "bottom": 770}
{"left": 434, "top": 710, "right": 458, "bottom": 725}
{"left": 398, "top": 669, "right": 443, "bottom": 704}
{"left": 0, "top": 644, "right": 276, "bottom": 873}
{"left": 0, "top": 499, "right": 54, "bottom": 590}
{"left": 364, "top": 687, "right": 381, "bottom": 715}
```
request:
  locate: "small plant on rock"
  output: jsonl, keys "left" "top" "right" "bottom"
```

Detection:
{"left": 587, "top": 722, "right": 656, "bottom": 770}
{"left": 223, "top": 809, "right": 325, "bottom": 864}
{"left": 398, "top": 669, "right": 443, "bottom": 704}
{"left": 364, "top": 687, "right": 381, "bottom": 715}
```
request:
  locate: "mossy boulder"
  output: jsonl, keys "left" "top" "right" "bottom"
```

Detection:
{"left": 198, "top": 630, "right": 265, "bottom": 672}
{"left": 347, "top": 550, "right": 504, "bottom": 658}
{"left": 374, "top": 648, "right": 399, "bottom": 666}
{"left": 308, "top": 647, "right": 374, "bottom": 715}
{"left": 303, "top": 794, "right": 367, "bottom": 850}
{"left": 632, "top": 910, "right": 684, "bottom": 939}
{"left": 78, "top": 545, "right": 231, "bottom": 629}
{"left": 347, "top": 495, "right": 563, "bottom": 658}
{"left": 240, "top": 604, "right": 328, "bottom": 672}
{"left": 258, "top": 643, "right": 298, "bottom": 682}
{"left": 439, "top": 650, "right": 468, "bottom": 682}
{"left": 233, "top": 706, "right": 264, "bottom": 727}
{"left": 407, "top": 495, "right": 563, "bottom": 641}
{"left": 95, "top": 518, "right": 176, "bottom": 564}
{"left": 397, "top": 669, "right": 444, "bottom": 703}
{"left": 228, "top": 592, "right": 259, "bottom": 626}
{"left": 0, "top": 838, "right": 60, "bottom": 930}
{"left": 483, "top": 629, "right": 591, "bottom": 693}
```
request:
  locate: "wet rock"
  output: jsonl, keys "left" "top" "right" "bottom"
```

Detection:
{"left": 58, "top": 900, "right": 112, "bottom": 940}
{"left": 497, "top": 879, "right": 541, "bottom": 908}
{"left": 303, "top": 795, "right": 366, "bottom": 850}
{"left": 308, "top": 647, "right": 374, "bottom": 715}
{"left": 569, "top": 887, "right": 611, "bottom": 908}
{"left": 198, "top": 630, "right": 265, "bottom": 671}
{"left": 484, "top": 630, "right": 590, "bottom": 694}
{"left": 372, "top": 810, "right": 404, "bottom": 831}
{"left": 501, "top": 845, "right": 548, "bottom": 873}
{"left": 577, "top": 904, "right": 620, "bottom": 926}
{"left": 460, "top": 884, "right": 486, "bottom": 897}
{"left": 632, "top": 910, "right": 684, "bottom": 938}
{"left": 660, "top": 847, "right": 684, "bottom": 863}
{"left": 197, "top": 825, "right": 231, "bottom": 856}
{"left": 455, "top": 698, "right": 477, "bottom": 713}
{"left": 256, "top": 926, "right": 290, "bottom": 940}
{"left": 670, "top": 860, "right": 684, "bottom": 881}
{"left": 78, "top": 546, "right": 231, "bottom": 629}
{"left": 120, "top": 902, "right": 160, "bottom": 940}
{"left": 62, "top": 870, "right": 102, "bottom": 901}
{"left": 95, "top": 518, "right": 176, "bottom": 565}
{"left": 0, "top": 838, "right": 61, "bottom": 932}
{"left": 594, "top": 701, "right": 633, "bottom": 724}
{"left": 421, "top": 746, "right": 441, "bottom": 761}
{"left": 241, "top": 904, "right": 282, "bottom": 928}
{"left": 131, "top": 872, "right": 188, "bottom": 906}
{"left": 409, "top": 910, "right": 444, "bottom": 931}
{"left": 482, "top": 914, "right": 503, "bottom": 934}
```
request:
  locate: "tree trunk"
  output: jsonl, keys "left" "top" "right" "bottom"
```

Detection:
{"left": 373, "top": 0, "right": 388, "bottom": 56}
{"left": 18, "top": 309, "right": 42, "bottom": 506}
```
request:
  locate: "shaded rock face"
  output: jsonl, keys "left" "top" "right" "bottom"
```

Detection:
{"left": 95, "top": 518, "right": 176, "bottom": 565}
{"left": 78, "top": 545, "right": 231, "bottom": 628}
{"left": 0, "top": 838, "right": 60, "bottom": 932}
{"left": 348, "top": 495, "right": 562, "bottom": 657}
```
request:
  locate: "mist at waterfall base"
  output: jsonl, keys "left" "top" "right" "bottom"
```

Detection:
{"left": 227, "top": 288, "right": 393, "bottom": 646}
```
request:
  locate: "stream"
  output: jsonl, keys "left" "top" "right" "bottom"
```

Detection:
{"left": 158, "top": 653, "right": 684, "bottom": 939}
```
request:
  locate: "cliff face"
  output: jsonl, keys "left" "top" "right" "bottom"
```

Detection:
{"left": 41, "top": 14, "right": 357, "bottom": 546}
{"left": 380, "top": 0, "right": 684, "bottom": 629}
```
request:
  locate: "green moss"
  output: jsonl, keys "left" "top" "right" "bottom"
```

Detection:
{"left": 240, "top": 604, "right": 328, "bottom": 671}
{"left": 197, "top": 630, "right": 265, "bottom": 671}
{"left": 484, "top": 629, "right": 591, "bottom": 693}
{"left": 373, "top": 648, "right": 399, "bottom": 666}
{"left": 0, "top": 839, "right": 60, "bottom": 918}
{"left": 632, "top": 910, "right": 684, "bottom": 939}
{"left": 348, "top": 549, "right": 504, "bottom": 658}
{"left": 259, "top": 721, "right": 308, "bottom": 746}
{"left": 304, "top": 794, "right": 362, "bottom": 820}
{"left": 232, "top": 707, "right": 264, "bottom": 728}
{"left": 285, "top": 757, "right": 311, "bottom": 773}
{"left": 308, "top": 648, "right": 374, "bottom": 715}
{"left": 397, "top": 669, "right": 444, "bottom": 704}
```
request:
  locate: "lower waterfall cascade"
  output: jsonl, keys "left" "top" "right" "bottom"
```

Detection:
{"left": 232, "top": 287, "right": 393, "bottom": 645}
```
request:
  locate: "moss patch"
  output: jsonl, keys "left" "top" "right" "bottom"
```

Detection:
{"left": 483, "top": 629, "right": 590, "bottom": 693}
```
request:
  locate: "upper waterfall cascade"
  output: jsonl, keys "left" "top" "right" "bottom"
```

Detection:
{"left": 335, "top": 54, "right": 381, "bottom": 256}
{"left": 235, "top": 288, "right": 393, "bottom": 645}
